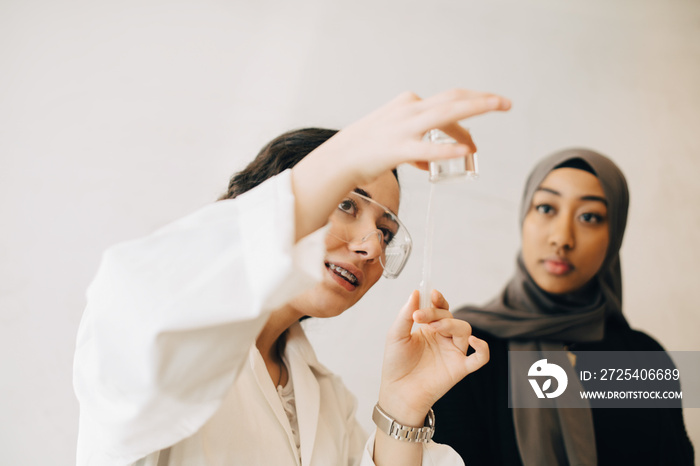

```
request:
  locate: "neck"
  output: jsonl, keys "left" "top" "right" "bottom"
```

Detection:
{"left": 256, "top": 305, "right": 304, "bottom": 381}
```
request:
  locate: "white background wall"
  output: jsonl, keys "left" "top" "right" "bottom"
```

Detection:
{"left": 1, "top": 0, "right": 698, "bottom": 464}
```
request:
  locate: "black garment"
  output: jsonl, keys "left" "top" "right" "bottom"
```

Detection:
{"left": 433, "top": 319, "right": 695, "bottom": 466}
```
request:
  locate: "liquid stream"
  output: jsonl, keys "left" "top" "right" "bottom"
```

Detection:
{"left": 419, "top": 183, "right": 436, "bottom": 310}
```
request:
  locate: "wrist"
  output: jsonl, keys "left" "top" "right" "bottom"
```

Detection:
{"left": 372, "top": 403, "right": 435, "bottom": 443}
{"left": 377, "top": 394, "right": 430, "bottom": 427}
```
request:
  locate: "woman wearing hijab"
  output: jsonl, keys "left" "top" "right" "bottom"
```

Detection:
{"left": 432, "top": 149, "right": 694, "bottom": 465}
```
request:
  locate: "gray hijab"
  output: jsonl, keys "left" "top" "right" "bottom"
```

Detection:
{"left": 455, "top": 148, "right": 630, "bottom": 466}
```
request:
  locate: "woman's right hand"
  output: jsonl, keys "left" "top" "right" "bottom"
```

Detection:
{"left": 291, "top": 89, "right": 511, "bottom": 240}
{"left": 322, "top": 89, "right": 511, "bottom": 185}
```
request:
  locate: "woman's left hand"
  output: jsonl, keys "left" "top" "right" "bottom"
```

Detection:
{"left": 377, "top": 289, "right": 489, "bottom": 426}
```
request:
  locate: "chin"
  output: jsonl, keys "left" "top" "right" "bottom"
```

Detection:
{"left": 540, "top": 280, "right": 589, "bottom": 296}
{"left": 533, "top": 276, "right": 576, "bottom": 295}
{"left": 306, "top": 301, "right": 352, "bottom": 319}
{"left": 298, "top": 286, "right": 360, "bottom": 319}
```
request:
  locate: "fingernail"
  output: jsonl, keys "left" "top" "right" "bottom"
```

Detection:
{"left": 405, "top": 291, "right": 413, "bottom": 302}
{"left": 487, "top": 96, "right": 501, "bottom": 107}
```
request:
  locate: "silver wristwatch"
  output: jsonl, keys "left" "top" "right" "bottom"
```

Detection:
{"left": 372, "top": 404, "right": 435, "bottom": 443}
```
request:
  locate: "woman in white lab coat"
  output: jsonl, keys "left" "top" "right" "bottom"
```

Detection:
{"left": 73, "top": 90, "right": 511, "bottom": 466}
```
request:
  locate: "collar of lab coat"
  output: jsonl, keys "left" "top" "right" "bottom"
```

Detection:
{"left": 285, "top": 322, "right": 332, "bottom": 376}
{"left": 250, "top": 322, "right": 332, "bottom": 466}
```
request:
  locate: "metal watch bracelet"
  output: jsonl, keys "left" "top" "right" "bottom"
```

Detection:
{"left": 372, "top": 403, "right": 435, "bottom": 443}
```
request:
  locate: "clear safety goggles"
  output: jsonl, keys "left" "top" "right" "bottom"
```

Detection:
{"left": 327, "top": 191, "right": 412, "bottom": 279}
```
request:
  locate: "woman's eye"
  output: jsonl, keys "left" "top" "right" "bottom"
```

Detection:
{"left": 535, "top": 204, "right": 554, "bottom": 215}
{"left": 379, "top": 228, "right": 396, "bottom": 246}
{"left": 338, "top": 199, "right": 356, "bottom": 215}
{"left": 580, "top": 212, "right": 604, "bottom": 224}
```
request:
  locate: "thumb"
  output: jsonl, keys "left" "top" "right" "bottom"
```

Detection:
{"left": 387, "top": 290, "right": 420, "bottom": 341}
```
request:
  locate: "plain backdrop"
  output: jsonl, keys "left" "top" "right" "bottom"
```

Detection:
{"left": 1, "top": 0, "right": 699, "bottom": 464}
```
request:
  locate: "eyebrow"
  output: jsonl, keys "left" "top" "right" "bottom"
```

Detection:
{"left": 353, "top": 187, "right": 400, "bottom": 224}
{"left": 354, "top": 187, "right": 371, "bottom": 198}
{"left": 536, "top": 187, "right": 608, "bottom": 206}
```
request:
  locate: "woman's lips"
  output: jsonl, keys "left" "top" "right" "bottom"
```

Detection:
{"left": 543, "top": 258, "right": 573, "bottom": 276}
{"left": 325, "top": 261, "right": 362, "bottom": 292}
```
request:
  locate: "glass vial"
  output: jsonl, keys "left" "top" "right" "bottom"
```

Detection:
{"left": 427, "top": 129, "right": 479, "bottom": 183}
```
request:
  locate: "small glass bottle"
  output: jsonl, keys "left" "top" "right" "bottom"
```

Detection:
{"left": 427, "top": 129, "right": 479, "bottom": 182}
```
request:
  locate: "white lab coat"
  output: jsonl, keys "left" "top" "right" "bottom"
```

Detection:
{"left": 73, "top": 169, "right": 464, "bottom": 466}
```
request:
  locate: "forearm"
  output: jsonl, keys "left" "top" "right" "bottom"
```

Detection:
{"left": 290, "top": 132, "right": 361, "bottom": 241}
{"left": 74, "top": 172, "right": 326, "bottom": 462}
{"left": 372, "top": 395, "right": 431, "bottom": 466}
{"left": 373, "top": 428, "right": 423, "bottom": 466}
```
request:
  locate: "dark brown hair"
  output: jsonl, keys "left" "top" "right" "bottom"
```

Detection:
{"left": 219, "top": 127, "right": 398, "bottom": 201}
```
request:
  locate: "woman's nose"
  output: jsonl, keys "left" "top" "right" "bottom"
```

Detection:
{"left": 549, "top": 214, "right": 575, "bottom": 250}
{"left": 349, "top": 230, "right": 384, "bottom": 261}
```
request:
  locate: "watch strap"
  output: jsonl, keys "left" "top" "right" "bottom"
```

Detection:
{"left": 372, "top": 403, "right": 435, "bottom": 443}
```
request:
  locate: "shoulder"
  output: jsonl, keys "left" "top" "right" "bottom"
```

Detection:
{"left": 595, "top": 322, "right": 682, "bottom": 375}
{"left": 625, "top": 328, "right": 666, "bottom": 351}
{"left": 606, "top": 320, "right": 667, "bottom": 351}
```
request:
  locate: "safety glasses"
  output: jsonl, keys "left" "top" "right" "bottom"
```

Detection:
{"left": 327, "top": 191, "right": 412, "bottom": 279}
